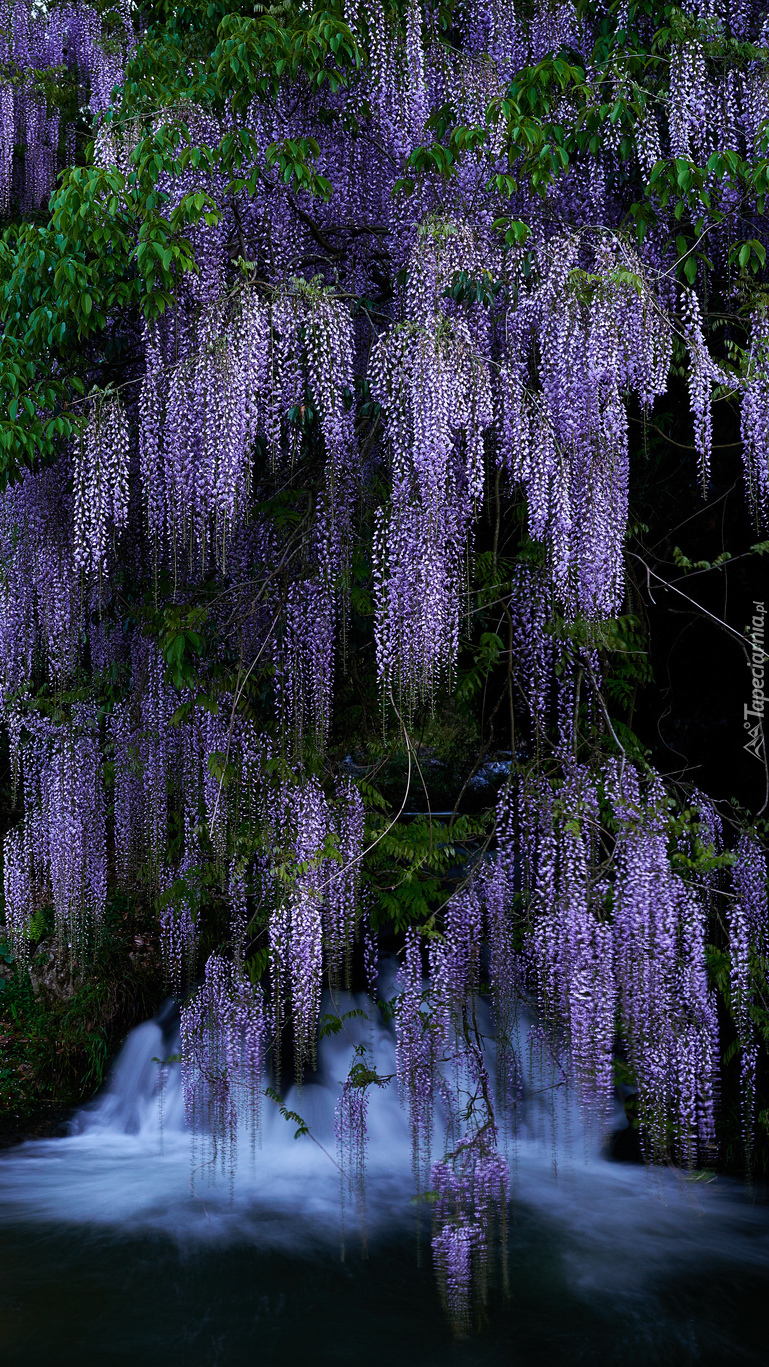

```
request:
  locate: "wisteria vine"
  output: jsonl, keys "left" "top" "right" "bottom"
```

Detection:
{"left": 1, "top": 0, "right": 769, "bottom": 1337}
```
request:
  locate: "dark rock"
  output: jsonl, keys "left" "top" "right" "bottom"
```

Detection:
{"left": 28, "top": 937, "right": 83, "bottom": 1002}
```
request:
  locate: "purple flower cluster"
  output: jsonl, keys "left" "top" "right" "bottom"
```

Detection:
{"left": 276, "top": 581, "right": 335, "bottom": 748}
{"left": 73, "top": 392, "right": 130, "bottom": 575}
{"left": 267, "top": 775, "right": 365, "bottom": 1074}
{"left": 0, "top": 1, "right": 132, "bottom": 210}
{"left": 2, "top": 704, "right": 106, "bottom": 956}
{"left": 729, "top": 833, "right": 768, "bottom": 1159}
{"left": 335, "top": 1071, "right": 370, "bottom": 1213}
{"left": 499, "top": 763, "right": 719, "bottom": 1163}
{"left": 431, "top": 1149, "right": 509, "bottom": 1336}
{"left": 180, "top": 953, "right": 268, "bottom": 1171}
{"left": 0, "top": 463, "right": 80, "bottom": 686}
{"left": 396, "top": 929, "right": 438, "bottom": 1182}
{"left": 371, "top": 232, "right": 493, "bottom": 703}
{"left": 158, "top": 863, "right": 197, "bottom": 995}
{"left": 498, "top": 236, "right": 672, "bottom": 618}
{"left": 612, "top": 796, "right": 718, "bottom": 1167}
{"left": 740, "top": 310, "right": 769, "bottom": 519}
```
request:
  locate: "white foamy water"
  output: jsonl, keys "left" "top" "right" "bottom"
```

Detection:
{"left": 0, "top": 996, "right": 413, "bottom": 1247}
{"left": 0, "top": 992, "right": 767, "bottom": 1293}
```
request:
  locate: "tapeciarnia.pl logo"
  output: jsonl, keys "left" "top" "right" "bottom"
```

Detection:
{"left": 744, "top": 600, "right": 766, "bottom": 764}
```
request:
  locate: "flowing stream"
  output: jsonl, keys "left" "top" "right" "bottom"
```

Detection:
{"left": 0, "top": 1000, "right": 767, "bottom": 1366}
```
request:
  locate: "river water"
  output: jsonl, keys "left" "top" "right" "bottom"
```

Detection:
{"left": 0, "top": 1005, "right": 767, "bottom": 1366}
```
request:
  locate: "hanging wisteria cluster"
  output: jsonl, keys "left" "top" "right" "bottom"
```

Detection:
{"left": 3, "top": 701, "right": 106, "bottom": 956}
{"left": 728, "top": 831, "right": 769, "bottom": 1161}
{"left": 501, "top": 763, "right": 722, "bottom": 1160}
{"left": 0, "top": 0, "right": 132, "bottom": 211}
{"left": 2, "top": 0, "right": 769, "bottom": 1336}
{"left": 180, "top": 951, "right": 268, "bottom": 1171}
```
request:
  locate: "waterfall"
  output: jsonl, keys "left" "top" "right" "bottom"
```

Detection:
{"left": 0, "top": 994, "right": 766, "bottom": 1291}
